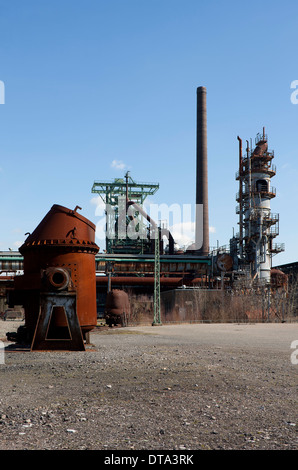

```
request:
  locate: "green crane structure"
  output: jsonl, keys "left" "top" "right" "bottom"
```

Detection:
{"left": 92, "top": 172, "right": 159, "bottom": 255}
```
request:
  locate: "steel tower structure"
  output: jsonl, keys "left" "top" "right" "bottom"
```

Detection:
{"left": 92, "top": 172, "right": 159, "bottom": 254}
{"left": 236, "top": 128, "right": 284, "bottom": 283}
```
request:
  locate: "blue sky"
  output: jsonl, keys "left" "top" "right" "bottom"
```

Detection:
{"left": 0, "top": 0, "right": 297, "bottom": 266}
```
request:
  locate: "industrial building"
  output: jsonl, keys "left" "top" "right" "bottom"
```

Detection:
{"left": 0, "top": 86, "right": 291, "bottom": 347}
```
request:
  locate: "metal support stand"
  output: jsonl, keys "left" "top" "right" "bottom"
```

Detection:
{"left": 153, "top": 230, "right": 162, "bottom": 326}
{"left": 31, "top": 292, "right": 85, "bottom": 351}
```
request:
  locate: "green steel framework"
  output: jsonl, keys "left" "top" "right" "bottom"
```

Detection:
{"left": 91, "top": 172, "right": 159, "bottom": 254}
{"left": 92, "top": 172, "right": 161, "bottom": 324}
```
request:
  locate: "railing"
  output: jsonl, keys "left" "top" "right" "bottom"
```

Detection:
{"left": 266, "top": 213, "right": 279, "bottom": 224}
{"left": 270, "top": 224, "right": 280, "bottom": 236}
{"left": 236, "top": 163, "right": 276, "bottom": 180}
{"left": 209, "top": 245, "right": 229, "bottom": 256}
{"left": 270, "top": 243, "right": 285, "bottom": 253}
{"left": 248, "top": 210, "right": 279, "bottom": 224}
{"left": 236, "top": 186, "right": 276, "bottom": 200}
{"left": 255, "top": 132, "right": 268, "bottom": 144}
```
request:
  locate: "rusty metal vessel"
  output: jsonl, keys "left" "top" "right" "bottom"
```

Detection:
{"left": 12, "top": 204, "right": 99, "bottom": 348}
{"left": 104, "top": 289, "right": 130, "bottom": 326}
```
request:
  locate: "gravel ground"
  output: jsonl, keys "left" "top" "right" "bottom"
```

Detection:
{"left": 0, "top": 320, "right": 297, "bottom": 451}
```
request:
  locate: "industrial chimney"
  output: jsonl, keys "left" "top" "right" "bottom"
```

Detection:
{"left": 195, "top": 86, "right": 209, "bottom": 255}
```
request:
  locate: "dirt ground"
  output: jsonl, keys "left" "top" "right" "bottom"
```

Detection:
{"left": 0, "top": 320, "right": 297, "bottom": 451}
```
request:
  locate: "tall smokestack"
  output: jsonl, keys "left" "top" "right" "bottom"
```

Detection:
{"left": 195, "top": 86, "right": 209, "bottom": 255}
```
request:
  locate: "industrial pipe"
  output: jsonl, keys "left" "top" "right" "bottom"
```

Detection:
{"left": 126, "top": 201, "right": 174, "bottom": 254}
{"left": 237, "top": 136, "right": 243, "bottom": 257}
